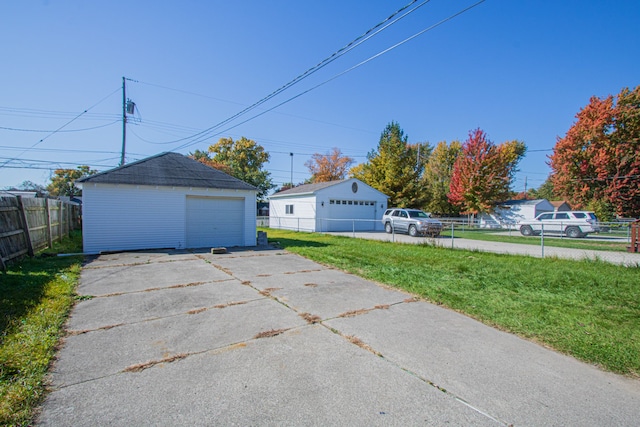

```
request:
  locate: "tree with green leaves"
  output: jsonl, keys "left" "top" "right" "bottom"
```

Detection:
{"left": 527, "top": 177, "right": 557, "bottom": 201}
{"left": 350, "top": 121, "right": 431, "bottom": 207}
{"left": 47, "top": 165, "right": 97, "bottom": 197}
{"left": 448, "top": 129, "right": 526, "bottom": 215}
{"left": 202, "top": 137, "right": 275, "bottom": 200}
{"left": 423, "top": 140, "right": 461, "bottom": 215}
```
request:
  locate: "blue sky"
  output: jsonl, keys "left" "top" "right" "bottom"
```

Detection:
{"left": 1, "top": 0, "right": 638, "bottom": 193}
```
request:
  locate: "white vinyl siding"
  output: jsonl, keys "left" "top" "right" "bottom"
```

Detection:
{"left": 81, "top": 183, "right": 256, "bottom": 254}
{"left": 269, "top": 179, "right": 387, "bottom": 232}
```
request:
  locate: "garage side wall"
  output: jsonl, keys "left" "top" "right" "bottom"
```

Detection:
{"left": 82, "top": 184, "right": 256, "bottom": 254}
{"left": 269, "top": 195, "right": 316, "bottom": 231}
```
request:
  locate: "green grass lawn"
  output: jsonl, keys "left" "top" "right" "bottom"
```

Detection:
{"left": 0, "top": 231, "right": 83, "bottom": 426}
{"left": 442, "top": 228, "right": 630, "bottom": 252}
{"left": 263, "top": 228, "right": 640, "bottom": 377}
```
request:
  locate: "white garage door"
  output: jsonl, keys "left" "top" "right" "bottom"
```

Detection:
{"left": 186, "top": 196, "right": 244, "bottom": 248}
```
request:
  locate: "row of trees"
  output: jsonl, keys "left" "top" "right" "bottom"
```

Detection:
{"left": 28, "top": 124, "right": 526, "bottom": 219}
{"left": 23, "top": 84, "right": 638, "bottom": 219}
{"left": 347, "top": 122, "right": 526, "bottom": 215}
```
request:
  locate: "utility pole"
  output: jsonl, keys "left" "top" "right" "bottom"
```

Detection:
{"left": 120, "top": 77, "right": 137, "bottom": 166}
{"left": 290, "top": 152, "right": 294, "bottom": 186}
{"left": 120, "top": 76, "right": 127, "bottom": 166}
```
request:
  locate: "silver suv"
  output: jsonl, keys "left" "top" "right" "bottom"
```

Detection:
{"left": 518, "top": 211, "right": 600, "bottom": 238}
{"left": 382, "top": 208, "right": 442, "bottom": 237}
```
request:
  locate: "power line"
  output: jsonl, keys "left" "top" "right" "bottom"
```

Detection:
{"left": 0, "top": 120, "right": 119, "bottom": 133}
{"left": 173, "top": 0, "right": 486, "bottom": 152}
{"left": 0, "top": 87, "right": 121, "bottom": 170}
{"left": 134, "top": 0, "right": 429, "bottom": 149}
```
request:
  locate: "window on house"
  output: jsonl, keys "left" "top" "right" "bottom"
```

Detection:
{"left": 330, "top": 200, "right": 335, "bottom": 204}
{"left": 341, "top": 200, "right": 347, "bottom": 205}
{"left": 348, "top": 201, "right": 353, "bottom": 205}
{"left": 286, "top": 204, "right": 294, "bottom": 214}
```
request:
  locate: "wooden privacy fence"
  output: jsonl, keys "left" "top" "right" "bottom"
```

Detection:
{"left": 0, "top": 196, "right": 81, "bottom": 270}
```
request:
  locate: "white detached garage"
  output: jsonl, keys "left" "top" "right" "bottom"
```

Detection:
{"left": 77, "top": 152, "right": 257, "bottom": 254}
{"left": 269, "top": 178, "right": 388, "bottom": 232}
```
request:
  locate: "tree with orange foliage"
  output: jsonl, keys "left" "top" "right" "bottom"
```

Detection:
{"left": 448, "top": 129, "right": 525, "bottom": 215}
{"left": 189, "top": 149, "right": 233, "bottom": 175}
{"left": 549, "top": 86, "right": 639, "bottom": 217}
{"left": 305, "top": 147, "right": 354, "bottom": 183}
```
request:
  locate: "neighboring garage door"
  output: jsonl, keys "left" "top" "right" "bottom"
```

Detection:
{"left": 186, "top": 196, "right": 244, "bottom": 248}
{"left": 325, "top": 200, "right": 378, "bottom": 231}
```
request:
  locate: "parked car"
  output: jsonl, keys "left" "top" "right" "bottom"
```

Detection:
{"left": 518, "top": 211, "right": 600, "bottom": 238}
{"left": 382, "top": 208, "right": 442, "bottom": 237}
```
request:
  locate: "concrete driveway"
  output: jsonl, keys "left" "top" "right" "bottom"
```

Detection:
{"left": 38, "top": 247, "right": 640, "bottom": 426}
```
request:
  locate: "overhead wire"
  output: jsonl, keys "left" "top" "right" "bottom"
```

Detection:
{"left": 0, "top": 120, "right": 120, "bottom": 133}
{"left": 0, "top": 86, "right": 121, "bottom": 169}
{"left": 135, "top": 0, "right": 429, "bottom": 148}
{"left": 172, "top": 0, "right": 487, "bottom": 152}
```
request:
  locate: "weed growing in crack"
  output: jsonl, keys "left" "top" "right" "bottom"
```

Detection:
{"left": 123, "top": 353, "right": 189, "bottom": 373}
{"left": 299, "top": 312, "right": 322, "bottom": 324}
{"left": 253, "top": 328, "right": 289, "bottom": 339}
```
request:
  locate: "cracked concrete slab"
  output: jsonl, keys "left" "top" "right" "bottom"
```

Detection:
{"left": 40, "top": 326, "right": 498, "bottom": 426}
{"left": 37, "top": 247, "right": 640, "bottom": 426}
{"left": 79, "top": 256, "right": 231, "bottom": 295}
{"left": 67, "top": 279, "right": 258, "bottom": 330}
{"left": 325, "top": 301, "right": 640, "bottom": 426}
{"left": 52, "top": 298, "right": 306, "bottom": 387}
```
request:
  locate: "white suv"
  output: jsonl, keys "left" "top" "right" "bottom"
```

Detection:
{"left": 518, "top": 211, "right": 600, "bottom": 238}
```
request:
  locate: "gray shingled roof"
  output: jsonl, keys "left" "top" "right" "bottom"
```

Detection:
{"left": 270, "top": 180, "right": 345, "bottom": 197}
{"left": 500, "top": 199, "right": 547, "bottom": 206}
{"left": 77, "top": 152, "right": 257, "bottom": 191}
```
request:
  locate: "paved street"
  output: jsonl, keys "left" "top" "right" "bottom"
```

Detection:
{"left": 327, "top": 230, "right": 640, "bottom": 266}
{"left": 37, "top": 247, "right": 640, "bottom": 426}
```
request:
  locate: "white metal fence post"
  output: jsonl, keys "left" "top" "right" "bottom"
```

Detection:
{"left": 541, "top": 223, "right": 545, "bottom": 258}
{"left": 451, "top": 222, "right": 455, "bottom": 248}
{"left": 392, "top": 218, "right": 395, "bottom": 242}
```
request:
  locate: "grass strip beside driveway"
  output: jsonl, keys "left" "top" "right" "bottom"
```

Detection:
{"left": 0, "top": 232, "right": 83, "bottom": 426}
{"left": 263, "top": 228, "right": 640, "bottom": 377}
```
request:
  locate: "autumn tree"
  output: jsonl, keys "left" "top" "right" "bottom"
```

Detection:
{"left": 549, "top": 94, "right": 614, "bottom": 211}
{"left": 549, "top": 85, "right": 640, "bottom": 217}
{"left": 305, "top": 147, "right": 354, "bottom": 183}
{"left": 195, "top": 137, "right": 275, "bottom": 200}
{"left": 47, "top": 165, "right": 97, "bottom": 197}
{"left": 188, "top": 149, "right": 232, "bottom": 175}
{"left": 448, "top": 129, "right": 526, "bottom": 215}
{"left": 423, "top": 140, "right": 461, "bottom": 215}
{"left": 350, "top": 121, "right": 431, "bottom": 207}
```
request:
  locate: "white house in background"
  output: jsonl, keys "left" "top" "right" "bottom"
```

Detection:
{"left": 269, "top": 178, "right": 388, "bottom": 232}
{"left": 479, "top": 199, "right": 555, "bottom": 228}
{"left": 77, "top": 152, "right": 257, "bottom": 254}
